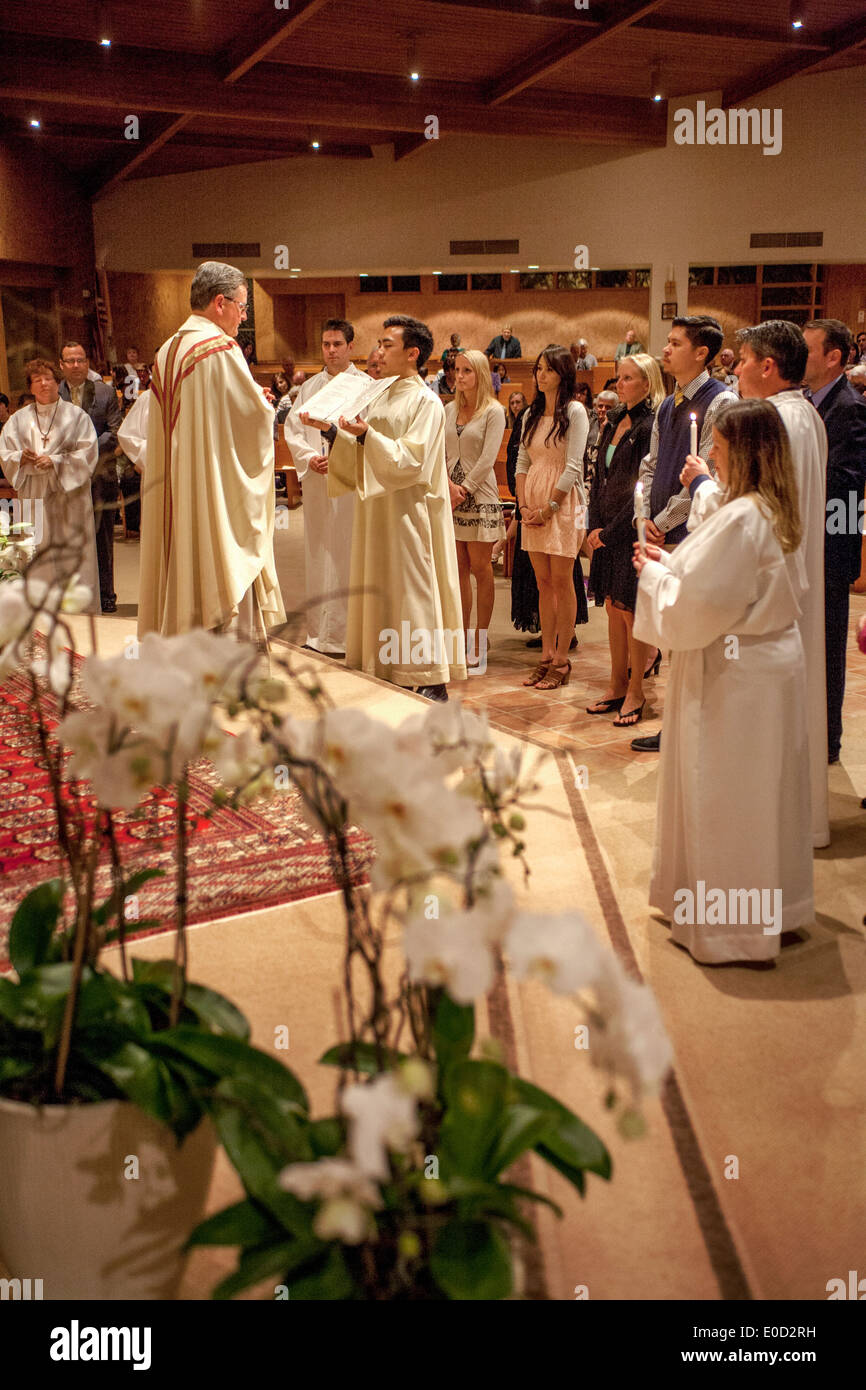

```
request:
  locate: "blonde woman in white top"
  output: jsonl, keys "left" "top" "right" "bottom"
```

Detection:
{"left": 444, "top": 350, "right": 506, "bottom": 666}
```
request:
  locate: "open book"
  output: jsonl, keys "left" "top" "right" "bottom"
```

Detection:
{"left": 291, "top": 372, "right": 398, "bottom": 426}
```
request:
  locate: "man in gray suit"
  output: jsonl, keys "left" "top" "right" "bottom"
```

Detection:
{"left": 58, "top": 341, "right": 122, "bottom": 611}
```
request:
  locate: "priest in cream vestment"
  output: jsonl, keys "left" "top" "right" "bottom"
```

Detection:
{"left": 302, "top": 316, "right": 466, "bottom": 694}
{"left": 138, "top": 262, "right": 285, "bottom": 640}
{"left": 635, "top": 400, "right": 813, "bottom": 965}
{"left": 284, "top": 320, "right": 360, "bottom": 655}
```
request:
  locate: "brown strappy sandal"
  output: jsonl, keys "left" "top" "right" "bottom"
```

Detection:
{"left": 535, "top": 659, "right": 572, "bottom": 690}
{"left": 523, "top": 660, "right": 552, "bottom": 687}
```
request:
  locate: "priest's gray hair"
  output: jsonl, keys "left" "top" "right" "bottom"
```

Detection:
{"left": 190, "top": 262, "right": 247, "bottom": 310}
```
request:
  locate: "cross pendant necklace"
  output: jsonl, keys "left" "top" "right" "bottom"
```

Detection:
{"left": 33, "top": 401, "right": 59, "bottom": 447}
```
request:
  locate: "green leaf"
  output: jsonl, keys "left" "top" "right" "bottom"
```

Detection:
{"left": 4, "top": 964, "right": 77, "bottom": 1046}
{"left": 510, "top": 1077, "right": 611, "bottom": 1182}
{"left": 431, "top": 1219, "right": 513, "bottom": 1300}
{"left": 282, "top": 1246, "right": 356, "bottom": 1302}
{"left": 432, "top": 994, "right": 475, "bottom": 1078}
{"left": 318, "top": 1041, "right": 406, "bottom": 1074}
{"left": 153, "top": 1028, "right": 309, "bottom": 1113}
{"left": 0, "top": 1056, "right": 36, "bottom": 1085}
{"left": 211, "top": 1241, "right": 304, "bottom": 1301}
{"left": 9, "top": 880, "right": 64, "bottom": 975}
{"left": 179, "top": 984, "right": 250, "bottom": 1041}
{"left": 80, "top": 1039, "right": 172, "bottom": 1126}
{"left": 187, "top": 1198, "right": 280, "bottom": 1250}
{"left": 486, "top": 1104, "right": 555, "bottom": 1179}
{"left": 440, "top": 1060, "right": 508, "bottom": 1181}
{"left": 309, "top": 1117, "right": 344, "bottom": 1158}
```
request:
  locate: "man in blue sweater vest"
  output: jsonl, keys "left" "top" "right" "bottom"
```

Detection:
{"left": 631, "top": 315, "right": 737, "bottom": 751}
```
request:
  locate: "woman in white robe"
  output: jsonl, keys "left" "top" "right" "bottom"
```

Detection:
{"left": 633, "top": 399, "right": 813, "bottom": 964}
{"left": 0, "top": 359, "right": 99, "bottom": 611}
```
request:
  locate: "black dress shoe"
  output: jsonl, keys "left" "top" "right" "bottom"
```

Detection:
{"left": 101, "top": 599, "right": 118, "bottom": 614}
{"left": 631, "top": 732, "right": 660, "bottom": 752}
{"left": 415, "top": 684, "right": 449, "bottom": 702}
{"left": 828, "top": 752, "right": 840, "bottom": 765}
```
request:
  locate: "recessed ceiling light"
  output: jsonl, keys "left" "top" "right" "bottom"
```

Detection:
{"left": 290, "top": 267, "right": 301, "bottom": 272}
{"left": 653, "top": 93, "right": 662, "bottom": 102}
{"left": 528, "top": 265, "right": 539, "bottom": 270}
{"left": 791, "top": 17, "right": 803, "bottom": 27}
{"left": 100, "top": 37, "right": 112, "bottom": 47}
{"left": 433, "top": 271, "right": 442, "bottom": 275}
{"left": 29, "top": 118, "right": 41, "bottom": 129}
{"left": 410, "top": 71, "right": 420, "bottom": 81}
{"left": 510, "top": 268, "right": 519, "bottom": 273}
{"left": 311, "top": 140, "right": 320, "bottom": 149}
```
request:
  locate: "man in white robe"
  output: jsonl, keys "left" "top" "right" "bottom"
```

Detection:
{"left": 0, "top": 359, "right": 99, "bottom": 610}
{"left": 284, "top": 319, "right": 360, "bottom": 656}
{"left": 139, "top": 262, "right": 285, "bottom": 641}
{"left": 300, "top": 315, "right": 466, "bottom": 698}
{"left": 635, "top": 411, "right": 813, "bottom": 964}
{"left": 734, "top": 321, "right": 829, "bottom": 849}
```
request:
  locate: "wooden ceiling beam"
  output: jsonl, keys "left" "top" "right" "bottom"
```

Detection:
{"left": 0, "top": 39, "right": 665, "bottom": 145}
{"left": 89, "top": 113, "right": 192, "bottom": 198}
{"left": 427, "top": 0, "right": 830, "bottom": 51}
{"left": 724, "top": 12, "right": 866, "bottom": 105}
{"left": 220, "top": 0, "right": 335, "bottom": 83}
{"left": 484, "top": 0, "right": 668, "bottom": 105}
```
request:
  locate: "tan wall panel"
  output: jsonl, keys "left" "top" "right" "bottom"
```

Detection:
{"left": 105, "top": 271, "right": 190, "bottom": 361}
{"left": 825, "top": 265, "right": 866, "bottom": 332}
{"left": 687, "top": 285, "right": 760, "bottom": 348}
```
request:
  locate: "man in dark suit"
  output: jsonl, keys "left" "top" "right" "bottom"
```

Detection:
{"left": 485, "top": 326, "right": 521, "bottom": 359}
{"left": 58, "top": 341, "right": 122, "bottom": 612}
{"left": 804, "top": 319, "right": 866, "bottom": 764}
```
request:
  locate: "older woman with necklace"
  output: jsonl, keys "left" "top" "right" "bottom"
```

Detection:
{"left": 0, "top": 358, "right": 100, "bottom": 608}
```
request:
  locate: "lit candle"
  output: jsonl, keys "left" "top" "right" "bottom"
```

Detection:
{"left": 634, "top": 480, "right": 647, "bottom": 554}
{"left": 689, "top": 411, "right": 698, "bottom": 457}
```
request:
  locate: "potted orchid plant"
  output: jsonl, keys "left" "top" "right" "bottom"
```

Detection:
{"left": 0, "top": 557, "right": 672, "bottom": 1301}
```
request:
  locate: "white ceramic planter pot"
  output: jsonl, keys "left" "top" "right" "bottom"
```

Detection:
{"left": 0, "top": 1096, "right": 217, "bottom": 1300}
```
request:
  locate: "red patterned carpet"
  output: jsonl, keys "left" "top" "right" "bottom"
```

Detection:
{"left": 0, "top": 666, "right": 372, "bottom": 965}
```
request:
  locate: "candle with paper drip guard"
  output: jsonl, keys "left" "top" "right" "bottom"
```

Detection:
{"left": 689, "top": 411, "right": 698, "bottom": 457}
{"left": 634, "top": 480, "right": 647, "bottom": 554}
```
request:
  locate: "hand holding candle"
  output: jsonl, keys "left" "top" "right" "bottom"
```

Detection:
{"left": 634, "top": 479, "right": 647, "bottom": 554}
{"left": 689, "top": 411, "right": 698, "bottom": 457}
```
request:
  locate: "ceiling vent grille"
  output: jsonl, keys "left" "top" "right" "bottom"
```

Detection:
{"left": 449, "top": 239, "right": 520, "bottom": 256}
{"left": 192, "top": 242, "right": 261, "bottom": 258}
{"left": 749, "top": 231, "right": 823, "bottom": 248}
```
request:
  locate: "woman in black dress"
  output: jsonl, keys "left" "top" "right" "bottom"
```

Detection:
{"left": 585, "top": 353, "right": 664, "bottom": 727}
{"left": 497, "top": 392, "right": 589, "bottom": 642}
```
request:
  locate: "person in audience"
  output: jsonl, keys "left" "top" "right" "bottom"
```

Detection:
{"left": 732, "top": 319, "right": 829, "bottom": 846}
{"left": 441, "top": 331, "right": 462, "bottom": 366}
{"left": 58, "top": 340, "right": 122, "bottom": 613}
{"left": 490, "top": 362, "right": 502, "bottom": 395}
{"left": 241, "top": 339, "right": 257, "bottom": 369}
{"left": 271, "top": 370, "right": 290, "bottom": 402}
{"left": 123, "top": 347, "right": 151, "bottom": 395}
{"left": 445, "top": 350, "right": 506, "bottom": 668}
{"left": 803, "top": 319, "right": 866, "bottom": 766}
{"left": 285, "top": 318, "right": 363, "bottom": 657}
{"left": 635, "top": 399, "right": 812, "bottom": 965}
{"left": 505, "top": 390, "right": 528, "bottom": 428}
{"left": 856, "top": 331, "right": 866, "bottom": 363}
{"left": 713, "top": 347, "right": 738, "bottom": 387}
{"left": 615, "top": 329, "right": 644, "bottom": 360}
{"left": 631, "top": 315, "right": 736, "bottom": 753}
{"left": 497, "top": 361, "right": 510, "bottom": 386}
{"left": 301, "top": 314, "right": 466, "bottom": 701}
{"left": 585, "top": 353, "right": 664, "bottom": 727}
{"left": 583, "top": 388, "right": 618, "bottom": 496}
{"left": 288, "top": 369, "right": 308, "bottom": 403}
{"left": 516, "top": 344, "right": 588, "bottom": 689}
{"left": 0, "top": 358, "right": 100, "bottom": 608}
{"left": 366, "top": 349, "right": 383, "bottom": 379}
{"left": 0, "top": 393, "right": 9, "bottom": 427}
{"left": 847, "top": 364, "right": 866, "bottom": 395}
{"left": 431, "top": 352, "right": 458, "bottom": 399}
{"left": 138, "top": 261, "right": 285, "bottom": 641}
{"left": 486, "top": 326, "right": 522, "bottom": 359}
{"left": 572, "top": 340, "right": 598, "bottom": 369}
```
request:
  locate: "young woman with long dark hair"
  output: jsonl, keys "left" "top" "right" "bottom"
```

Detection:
{"left": 515, "top": 344, "right": 588, "bottom": 689}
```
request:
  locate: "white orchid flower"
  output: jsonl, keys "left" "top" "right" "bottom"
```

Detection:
{"left": 341, "top": 1073, "right": 420, "bottom": 1180}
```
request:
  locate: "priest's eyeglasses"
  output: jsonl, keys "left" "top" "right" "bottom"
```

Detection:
{"left": 223, "top": 297, "right": 248, "bottom": 318}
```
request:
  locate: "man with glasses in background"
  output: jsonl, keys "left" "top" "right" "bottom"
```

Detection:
{"left": 58, "top": 340, "right": 122, "bottom": 611}
{"left": 138, "top": 260, "right": 285, "bottom": 641}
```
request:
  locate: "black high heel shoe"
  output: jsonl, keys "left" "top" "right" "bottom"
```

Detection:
{"left": 628, "top": 649, "right": 661, "bottom": 679}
